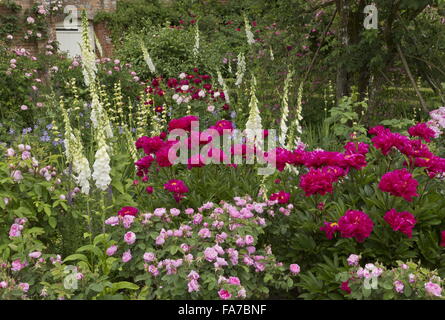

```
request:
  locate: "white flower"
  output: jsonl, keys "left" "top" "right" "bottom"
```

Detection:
{"left": 179, "top": 72, "right": 186, "bottom": 79}
{"left": 235, "top": 52, "right": 246, "bottom": 87}
{"left": 181, "top": 85, "right": 189, "bottom": 91}
{"left": 198, "top": 90, "right": 205, "bottom": 97}
{"left": 92, "top": 137, "right": 111, "bottom": 191}
{"left": 140, "top": 41, "right": 156, "bottom": 74}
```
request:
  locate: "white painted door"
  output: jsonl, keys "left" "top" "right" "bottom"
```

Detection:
{"left": 55, "top": 19, "right": 95, "bottom": 58}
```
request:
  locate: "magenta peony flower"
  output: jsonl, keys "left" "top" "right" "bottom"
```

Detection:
{"left": 344, "top": 142, "right": 369, "bottom": 155}
{"left": 320, "top": 222, "right": 339, "bottom": 240}
{"left": 269, "top": 190, "right": 290, "bottom": 204}
{"left": 209, "top": 120, "right": 234, "bottom": 135}
{"left": 167, "top": 115, "right": 199, "bottom": 132}
{"left": 408, "top": 123, "right": 436, "bottom": 142}
{"left": 303, "top": 150, "right": 346, "bottom": 168}
{"left": 340, "top": 280, "right": 351, "bottom": 294}
{"left": 384, "top": 209, "right": 416, "bottom": 238}
{"left": 338, "top": 210, "right": 374, "bottom": 243}
{"left": 164, "top": 179, "right": 189, "bottom": 202}
{"left": 379, "top": 169, "right": 419, "bottom": 202}
{"left": 299, "top": 168, "right": 336, "bottom": 197}
{"left": 118, "top": 206, "right": 138, "bottom": 217}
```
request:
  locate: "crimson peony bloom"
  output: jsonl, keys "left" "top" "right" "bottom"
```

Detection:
{"left": 379, "top": 169, "right": 419, "bottom": 202}
{"left": 167, "top": 115, "right": 199, "bottom": 132}
{"left": 408, "top": 123, "right": 436, "bottom": 143}
{"left": 371, "top": 131, "right": 410, "bottom": 156}
{"left": 164, "top": 179, "right": 189, "bottom": 194}
{"left": 210, "top": 120, "right": 234, "bottom": 135}
{"left": 344, "top": 142, "right": 369, "bottom": 156}
{"left": 303, "top": 150, "right": 346, "bottom": 168}
{"left": 118, "top": 206, "right": 139, "bottom": 217}
{"left": 320, "top": 222, "right": 339, "bottom": 240}
{"left": 338, "top": 210, "right": 374, "bottom": 243}
{"left": 269, "top": 190, "right": 290, "bottom": 204}
{"left": 299, "top": 167, "right": 339, "bottom": 197}
{"left": 135, "top": 136, "right": 165, "bottom": 155}
{"left": 384, "top": 209, "right": 417, "bottom": 238}
{"left": 398, "top": 139, "right": 433, "bottom": 159}
{"left": 414, "top": 156, "right": 445, "bottom": 178}
{"left": 344, "top": 153, "right": 367, "bottom": 170}
{"left": 340, "top": 281, "right": 351, "bottom": 294}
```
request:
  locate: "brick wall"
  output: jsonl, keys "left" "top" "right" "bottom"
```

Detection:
{"left": 1, "top": 0, "right": 117, "bottom": 57}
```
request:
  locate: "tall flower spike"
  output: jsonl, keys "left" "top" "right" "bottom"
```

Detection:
{"left": 235, "top": 52, "right": 246, "bottom": 87}
{"left": 94, "top": 31, "right": 103, "bottom": 57}
{"left": 192, "top": 22, "right": 200, "bottom": 58}
{"left": 61, "top": 99, "right": 91, "bottom": 194}
{"left": 140, "top": 40, "right": 156, "bottom": 74}
{"left": 279, "top": 69, "right": 293, "bottom": 147}
{"left": 92, "top": 129, "right": 111, "bottom": 191}
{"left": 287, "top": 82, "right": 304, "bottom": 150}
{"left": 79, "top": 10, "right": 97, "bottom": 86}
{"left": 245, "top": 75, "right": 262, "bottom": 147}
{"left": 71, "top": 130, "right": 92, "bottom": 195}
{"left": 269, "top": 46, "right": 274, "bottom": 61}
{"left": 217, "top": 70, "right": 230, "bottom": 104}
{"left": 244, "top": 13, "right": 255, "bottom": 45}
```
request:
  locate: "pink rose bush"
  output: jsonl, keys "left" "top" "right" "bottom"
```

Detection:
{"left": 98, "top": 197, "right": 298, "bottom": 299}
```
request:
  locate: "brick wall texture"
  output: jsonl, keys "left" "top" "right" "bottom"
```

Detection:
{"left": 0, "top": 0, "right": 116, "bottom": 57}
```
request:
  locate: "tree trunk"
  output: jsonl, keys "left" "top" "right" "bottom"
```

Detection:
{"left": 335, "top": 0, "right": 351, "bottom": 101}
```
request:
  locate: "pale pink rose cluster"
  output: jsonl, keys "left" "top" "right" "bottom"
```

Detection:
{"left": 9, "top": 218, "right": 27, "bottom": 238}
{"left": 425, "top": 281, "right": 442, "bottom": 297}
{"left": 218, "top": 276, "right": 246, "bottom": 299}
